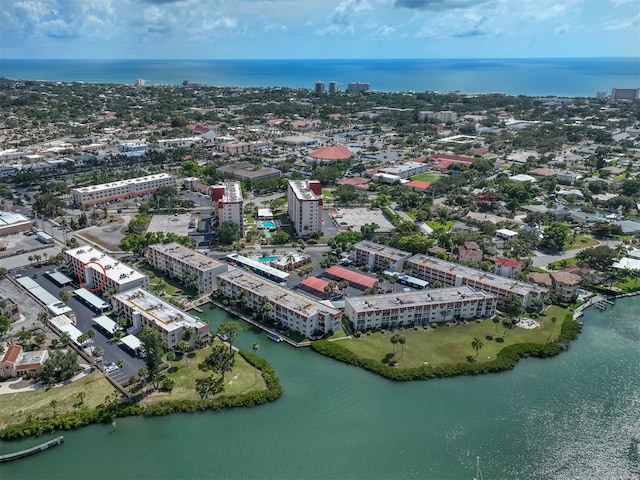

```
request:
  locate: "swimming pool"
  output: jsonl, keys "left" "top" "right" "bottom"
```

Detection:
{"left": 262, "top": 221, "right": 276, "bottom": 229}
{"left": 259, "top": 256, "right": 278, "bottom": 263}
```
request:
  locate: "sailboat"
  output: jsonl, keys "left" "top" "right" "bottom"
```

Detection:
{"left": 473, "top": 456, "right": 484, "bottom": 480}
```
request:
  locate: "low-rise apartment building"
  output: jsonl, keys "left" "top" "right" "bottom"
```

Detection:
{"left": 352, "top": 241, "right": 412, "bottom": 271}
{"left": 217, "top": 269, "right": 342, "bottom": 337}
{"left": 146, "top": 243, "right": 227, "bottom": 294}
{"left": 111, "top": 288, "right": 209, "bottom": 349}
{"left": 287, "top": 180, "right": 322, "bottom": 236}
{"left": 63, "top": 246, "right": 149, "bottom": 293}
{"left": 211, "top": 182, "right": 244, "bottom": 233}
{"left": 405, "top": 254, "right": 548, "bottom": 309}
{"left": 71, "top": 173, "right": 176, "bottom": 206}
{"left": 345, "top": 286, "right": 496, "bottom": 331}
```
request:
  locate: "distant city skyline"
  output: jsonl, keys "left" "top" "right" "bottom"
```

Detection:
{"left": 1, "top": 0, "right": 639, "bottom": 60}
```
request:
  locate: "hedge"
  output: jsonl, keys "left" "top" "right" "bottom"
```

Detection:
{"left": 311, "top": 316, "right": 582, "bottom": 382}
{"left": 0, "top": 350, "right": 282, "bottom": 441}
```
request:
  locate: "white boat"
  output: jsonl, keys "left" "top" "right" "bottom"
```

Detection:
{"left": 267, "top": 332, "right": 282, "bottom": 343}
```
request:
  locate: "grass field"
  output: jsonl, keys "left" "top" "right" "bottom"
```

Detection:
{"left": 143, "top": 346, "right": 266, "bottom": 404}
{"left": 565, "top": 236, "right": 599, "bottom": 250}
{"left": 0, "top": 371, "right": 116, "bottom": 429}
{"left": 425, "top": 220, "right": 456, "bottom": 232}
{"left": 410, "top": 172, "right": 443, "bottom": 183}
{"left": 338, "top": 306, "right": 569, "bottom": 369}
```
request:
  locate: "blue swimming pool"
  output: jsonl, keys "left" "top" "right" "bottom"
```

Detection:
{"left": 262, "top": 221, "right": 276, "bottom": 229}
{"left": 259, "top": 256, "right": 278, "bottom": 263}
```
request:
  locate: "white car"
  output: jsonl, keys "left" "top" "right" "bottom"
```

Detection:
{"left": 104, "top": 362, "right": 119, "bottom": 373}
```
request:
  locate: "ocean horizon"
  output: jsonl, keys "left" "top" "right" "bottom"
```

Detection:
{"left": 1, "top": 57, "right": 639, "bottom": 97}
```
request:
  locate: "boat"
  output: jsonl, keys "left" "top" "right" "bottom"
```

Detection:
{"left": 473, "top": 456, "right": 484, "bottom": 480}
{"left": 267, "top": 332, "right": 283, "bottom": 343}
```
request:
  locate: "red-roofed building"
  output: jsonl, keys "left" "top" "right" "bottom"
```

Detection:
{"left": 1, "top": 345, "right": 49, "bottom": 378}
{"left": 308, "top": 144, "right": 354, "bottom": 163}
{"left": 430, "top": 153, "right": 474, "bottom": 171}
{"left": 325, "top": 266, "right": 377, "bottom": 290}
{"left": 301, "top": 276, "right": 336, "bottom": 298}
{"left": 409, "top": 156, "right": 428, "bottom": 163}
{"left": 494, "top": 257, "right": 524, "bottom": 279}
{"left": 337, "top": 177, "right": 369, "bottom": 187}
{"left": 405, "top": 180, "right": 431, "bottom": 191}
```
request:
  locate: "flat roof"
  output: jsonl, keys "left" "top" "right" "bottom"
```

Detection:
{"left": 218, "top": 269, "right": 340, "bottom": 318}
{"left": 112, "top": 288, "right": 207, "bottom": 333}
{"left": 148, "top": 243, "right": 226, "bottom": 272}
{"left": 45, "top": 271, "right": 73, "bottom": 285}
{"left": 226, "top": 253, "right": 290, "bottom": 281}
{"left": 288, "top": 180, "right": 321, "bottom": 201}
{"left": 406, "top": 254, "right": 547, "bottom": 297}
{"left": 354, "top": 241, "right": 411, "bottom": 261}
{"left": 65, "top": 246, "right": 147, "bottom": 286}
{"left": 347, "top": 285, "right": 495, "bottom": 313}
{"left": 121, "top": 334, "right": 142, "bottom": 351}
{"left": 221, "top": 182, "right": 243, "bottom": 202}
{"left": 73, "top": 173, "right": 175, "bottom": 194}
{"left": 382, "top": 270, "right": 429, "bottom": 288}
{"left": 74, "top": 288, "right": 110, "bottom": 310}
{"left": 16, "top": 277, "right": 60, "bottom": 305}
{"left": 94, "top": 315, "right": 120, "bottom": 334}
{"left": 0, "top": 211, "right": 30, "bottom": 226}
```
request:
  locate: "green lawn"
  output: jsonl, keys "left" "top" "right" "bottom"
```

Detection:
{"left": 565, "top": 236, "right": 599, "bottom": 250}
{"left": 143, "top": 345, "right": 266, "bottom": 404}
{"left": 338, "top": 307, "right": 569, "bottom": 369}
{"left": 410, "top": 172, "right": 443, "bottom": 183}
{"left": 548, "top": 257, "right": 578, "bottom": 270}
{"left": 245, "top": 214, "right": 255, "bottom": 223}
{"left": 0, "top": 371, "right": 116, "bottom": 429}
{"left": 614, "top": 276, "right": 640, "bottom": 293}
{"left": 426, "top": 220, "right": 456, "bottom": 232}
{"left": 321, "top": 189, "right": 335, "bottom": 199}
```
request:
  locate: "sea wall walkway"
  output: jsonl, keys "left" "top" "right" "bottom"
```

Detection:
{"left": 0, "top": 436, "right": 64, "bottom": 463}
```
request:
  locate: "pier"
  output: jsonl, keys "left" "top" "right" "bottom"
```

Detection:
{"left": 0, "top": 436, "right": 64, "bottom": 463}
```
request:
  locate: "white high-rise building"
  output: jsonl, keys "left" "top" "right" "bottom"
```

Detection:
{"left": 212, "top": 182, "right": 244, "bottom": 234}
{"left": 287, "top": 180, "right": 322, "bottom": 236}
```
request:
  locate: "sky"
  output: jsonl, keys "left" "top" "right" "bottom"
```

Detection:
{"left": 1, "top": 0, "right": 639, "bottom": 59}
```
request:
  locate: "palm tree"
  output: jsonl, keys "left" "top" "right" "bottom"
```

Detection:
{"left": 59, "top": 331, "right": 71, "bottom": 346}
{"left": 399, "top": 335, "right": 407, "bottom": 358}
{"left": 390, "top": 334, "right": 400, "bottom": 354}
{"left": 251, "top": 342, "right": 260, "bottom": 383}
{"left": 178, "top": 340, "right": 190, "bottom": 365}
{"left": 37, "top": 311, "right": 49, "bottom": 328}
{"left": 166, "top": 350, "right": 176, "bottom": 370}
{"left": 59, "top": 289, "right": 70, "bottom": 302}
{"left": 472, "top": 337, "right": 484, "bottom": 359}
{"left": 116, "top": 359, "right": 124, "bottom": 369}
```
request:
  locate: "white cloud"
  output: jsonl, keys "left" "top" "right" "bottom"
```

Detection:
{"left": 604, "top": 12, "right": 640, "bottom": 29}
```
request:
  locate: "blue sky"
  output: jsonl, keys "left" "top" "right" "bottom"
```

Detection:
{"left": 1, "top": 0, "right": 639, "bottom": 59}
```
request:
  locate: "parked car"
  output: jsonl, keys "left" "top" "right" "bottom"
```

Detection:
{"left": 104, "top": 362, "right": 119, "bottom": 373}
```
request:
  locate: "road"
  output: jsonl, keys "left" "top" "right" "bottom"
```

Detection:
{"left": 530, "top": 239, "right": 622, "bottom": 269}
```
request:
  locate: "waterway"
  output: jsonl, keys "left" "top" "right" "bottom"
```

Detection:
{"left": 1, "top": 298, "right": 639, "bottom": 479}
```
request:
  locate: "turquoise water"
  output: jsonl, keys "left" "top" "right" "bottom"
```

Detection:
{"left": 258, "top": 256, "right": 278, "bottom": 263}
{"left": 261, "top": 221, "right": 276, "bottom": 229}
{"left": 1, "top": 298, "right": 639, "bottom": 479}
{"left": 1, "top": 58, "right": 638, "bottom": 96}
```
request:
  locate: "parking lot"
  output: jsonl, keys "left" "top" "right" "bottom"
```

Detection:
{"left": 15, "top": 266, "right": 146, "bottom": 384}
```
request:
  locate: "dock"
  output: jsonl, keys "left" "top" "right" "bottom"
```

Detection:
{"left": 0, "top": 436, "right": 64, "bottom": 463}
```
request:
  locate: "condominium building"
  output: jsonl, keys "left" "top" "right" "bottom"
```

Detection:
{"left": 405, "top": 254, "right": 548, "bottom": 309}
{"left": 63, "top": 246, "right": 149, "bottom": 293}
{"left": 146, "top": 243, "right": 228, "bottom": 294}
{"left": 111, "top": 288, "right": 209, "bottom": 348}
{"left": 217, "top": 269, "right": 342, "bottom": 337}
{"left": 347, "top": 82, "right": 370, "bottom": 94}
{"left": 345, "top": 286, "right": 497, "bottom": 331}
{"left": 211, "top": 182, "right": 244, "bottom": 233}
{"left": 329, "top": 81, "right": 339, "bottom": 93}
{"left": 314, "top": 81, "right": 325, "bottom": 94}
{"left": 71, "top": 173, "right": 176, "bottom": 206}
{"left": 352, "top": 240, "right": 412, "bottom": 271}
{"left": 287, "top": 180, "right": 322, "bottom": 236}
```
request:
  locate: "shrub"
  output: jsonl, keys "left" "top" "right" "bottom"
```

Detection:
{"left": 431, "top": 323, "right": 438, "bottom": 329}
{"left": 495, "top": 337, "right": 504, "bottom": 343}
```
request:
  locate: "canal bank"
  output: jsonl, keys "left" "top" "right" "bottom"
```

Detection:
{"left": 1, "top": 297, "right": 639, "bottom": 479}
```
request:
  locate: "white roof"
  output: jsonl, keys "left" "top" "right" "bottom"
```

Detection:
{"left": 121, "top": 334, "right": 142, "bottom": 351}
{"left": 74, "top": 288, "right": 110, "bottom": 310}
{"left": 16, "top": 277, "right": 60, "bottom": 305}
{"left": 66, "top": 246, "right": 147, "bottom": 287}
{"left": 613, "top": 257, "right": 640, "bottom": 271}
{"left": 93, "top": 315, "right": 120, "bottom": 334}
{"left": 496, "top": 228, "right": 519, "bottom": 236}
{"left": 73, "top": 173, "right": 175, "bottom": 194}
{"left": 257, "top": 208, "right": 273, "bottom": 218}
{"left": 509, "top": 174, "right": 537, "bottom": 183}
{"left": 0, "top": 211, "right": 30, "bottom": 226}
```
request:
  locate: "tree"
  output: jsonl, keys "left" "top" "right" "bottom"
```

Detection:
{"left": 398, "top": 335, "right": 407, "bottom": 358}
{"left": 0, "top": 267, "right": 8, "bottom": 279}
{"left": 200, "top": 344, "right": 235, "bottom": 382}
{"left": 36, "top": 350, "right": 78, "bottom": 384}
{"left": 360, "top": 223, "right": 379, "bottom": 241}
{"left": 472, "top": 337, "right": 484, "bottom": 359}
{"left": 59, "top": 331, "right": 71, "bottom": 346}
{"left": 541, "top": 222, "right": 570, "bottom": 253}
{"left": 217, "top": 321, "right": 245, "bottom": 355}
{"left": 390, "top": 334, "right": 400, "bottom": 354}
{"left": 178, "top": 340, "right": 191, "bottom": 365}
{"left": 139, "top": 327, "right": 167, "bottom": 389}
{"left": 195, "top": 374, "right": 225, "bottom": 399}
{"left": 37, "top": 311, "right": 49, "bottom": 328}
{"left": 575, "top": 245, "right": 617, "bottom": 271}
{"left": 217, "top": 222, "right": 242, "bottom": 245}
{"left": 251, "top": 342, "right": 260, "bottom": 383}
{"left": 503, "top": 294, "right": 523, "bottom": 320}
{"left": 272, "top": 230, "right": 290, "bottom": 244}
{"left": 547, "top": 317, "right": 558, "bottom": 343}
{"left": 166, "top": 350, "right": 176, "bottom": 370}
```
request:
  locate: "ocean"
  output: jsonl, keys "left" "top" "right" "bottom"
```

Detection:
{"left": 1, "top": 58, "right": 638, "bottom": 97}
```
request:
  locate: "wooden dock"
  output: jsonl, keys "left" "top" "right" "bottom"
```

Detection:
{"left": 0, "top": 436, "right": 64, "bottom": 463}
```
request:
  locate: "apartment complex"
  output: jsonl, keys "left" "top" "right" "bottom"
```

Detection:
{"left": 405, "top": 254, "right": 548, "bottom": 309}
{"left": 63, "top": 246, "right": 149, "bottom": 293}
{"left": 314, "top": 81, "right": 325, "bottom": 94}
{"left": 345, "top": 286, "right": 497, "bottom": 331}
{"left": 347, "top": 82, "right": 370, "bottom": 94}
{"left": 217, "top": 269, "right": 342, "bottom": 337}
{"left": 287, "top": 180, "right": 322, "bottom": 236}
{"left": 146, "top": 243, "right": 228, "bottom": 294}
{"left": 352, "top": 241, "right": 411, "bottom": 271}
{"left": 71, "top": 173, "right": 176, "bottom": 206}
{"left": 211, "top": 182, "right": 244, "bottom": 233}
{"left": 111, "top": 288, "right": 209, "bottom": 348}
